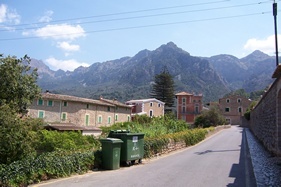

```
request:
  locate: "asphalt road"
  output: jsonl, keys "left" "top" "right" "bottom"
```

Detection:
{"left": 34, "top": 126, "right": 256, "bottom": 187}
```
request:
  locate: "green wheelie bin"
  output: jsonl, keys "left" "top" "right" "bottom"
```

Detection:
{"left": 108, "top": 130, "right": 145, "bottom": 165}
{"left": 100, "top": 138, "right": 123, "bottom": 170}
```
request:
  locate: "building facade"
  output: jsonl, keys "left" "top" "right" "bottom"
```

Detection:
{"left": 28, "top": 93, "right": 132, "bottom": 134}
{"left": 219, "top": 95, "right": 251, "bottom": 125}
{"left": 125, "top": 98, "right": 165, "bottom": 117}
{"left": 175, "top": 92, "right": 203, "bottom": 123}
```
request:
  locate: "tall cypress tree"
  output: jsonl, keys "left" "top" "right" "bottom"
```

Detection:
{"left": 150, "top": 67, "right": 175, "bottom": 108}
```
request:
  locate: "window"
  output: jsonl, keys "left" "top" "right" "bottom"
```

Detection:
{"left": 226, "top": 118, "right": 231, "bottom": 124}
{"left": 195, "top": 105, "right": 199, "bottom": 114}
{"left": 107, "top": 106, "right": 110, "bottom": 111}
{"left": 86, "top": 104, "right": 89, "bottom": 109}
{"left": 108, "top": 116, "right": 111, "bottom": 124}
{"left": 98, "top": 115, "right": 102, "bottom": 124}
{"left": 150, "top": 102, "right": 153, "bottom": 107}
{"left": 237, "top": 98, "right": 241, "bottom": 103}
{"left": 193, "top": 100, "right": 196, "bottom": 103}
{"left": 149, "top": 110, "right": 153, "bottom": 117}
{"left": 238, "top": 107, "right": 242, "bottom": 113}
{"left": 182, "top": 106, "right": 186, "bottom": 113}
{"left": 85, "top": 114, "right": 89, "bottom": 126}
{"left": 127, "top": 115, "right": 130, "bottom": 122}
{"left": 116, "top": 106, "right": 119, "bottom": 111}
{"left": 225, "top": 107, "right": 230, "bottom": 112}
{"left": 38, "top": 99, "right": 44, "bottom": 106}
{"left": 158, "top": 103, "right": 161, "bottom": 107}
{"left": 115, "top": 114, "right": 118, "bottom": 121}
{"left": 63, "top": 101, "right": 68, "bottom": 107}
{"left": 61, "top": 112, "right": 67, "bottom": 121}
{"left": 38, "top": 110, "right": 44, "bottom": 118}
{"left": 182, "top": 98, "right": 186, "bottom": 104}
{"left": 226, "top": 99, "right": 230, "bottom": 103}
{"left": 48, "top": 100, "right": 53, "bottom": 106}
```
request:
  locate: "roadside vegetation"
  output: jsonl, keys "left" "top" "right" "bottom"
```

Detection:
{"left": 0, "top": 55, "right": 224, "bottom": 187}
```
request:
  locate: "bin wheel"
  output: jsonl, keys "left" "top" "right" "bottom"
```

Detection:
{"left": 131, "top": 160, "right": 136, "bottom": 165}
{"left": 125, "top": 161, "right": 131, "bottom": 167}
{"left": 138, "top": 159, "right": 142, "bottom": 164}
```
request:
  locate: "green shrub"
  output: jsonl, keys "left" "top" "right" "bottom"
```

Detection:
{"left": 0, "top": 105, "right": 39, "bottom": 165}
{"left": 143, "top": 128, "right": 208, "bottom": 158}
{"left": 36, "top": 130, "right": 100, "bottom": 153}
{"left": 194, "top": 107, "right": 226, "bottom": 128}
{"left": 0, "top": 150, "right": 95, "bottom": 187}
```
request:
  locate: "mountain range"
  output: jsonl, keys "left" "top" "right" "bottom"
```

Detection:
{"left": 30, "top": 42, "right": 276, "bottom": 103}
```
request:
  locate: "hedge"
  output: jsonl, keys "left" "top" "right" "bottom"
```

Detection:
{"left": 0, "top": 150, "right": 95, "bottom": 187}
{"left": 0, "top": 127, "right": 214, "bottom": 187}
{"left": 144, "top": 128, "right": 209, "bottom": 158}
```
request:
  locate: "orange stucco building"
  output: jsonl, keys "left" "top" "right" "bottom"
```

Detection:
{"left": 175, "top": 91, "right": 203, "bottom": 123}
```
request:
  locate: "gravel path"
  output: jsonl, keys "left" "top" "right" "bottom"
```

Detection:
{"left": 245, "top": 128, "right": 281, "bottom": 187}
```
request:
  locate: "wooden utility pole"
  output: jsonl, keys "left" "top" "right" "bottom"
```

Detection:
{"left": 273, "top": 1, "right": 279, "bottom": 66}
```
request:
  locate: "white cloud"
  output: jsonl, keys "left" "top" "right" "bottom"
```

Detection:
{"left": 243, "top": 35, "right": 280, "bottom": 54}
{"left": 39, "top": 10, "right": 53, "bottom": 23}
{"left": 57, "top": 41, "right": 80, "bottom": 52}
{"left": 45, "top": 57, "right": 90, "bottom": 71}
{"left": 0, "top": 4, "right": 20, "bottom": 24}
{"left": 23, "top": 24, "right": 86, "bottom": 40}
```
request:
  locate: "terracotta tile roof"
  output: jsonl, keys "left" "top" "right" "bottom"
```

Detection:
{"left": 272, "top": 65, "right": 281, "bottom": 78}
{"left": 175, "top": 92, "right": 193, "bottom": 96}
{"left": 45, "top": 123, "right": 101, "bottom": 131}
{"left": 100, "top": 98, "right": 131, "bottom": 108}
{"left": 125, "top": 98, "right": 165, "bottom": 105}
{"left": 41, "top": 93, "right": 114, "bottom": 107}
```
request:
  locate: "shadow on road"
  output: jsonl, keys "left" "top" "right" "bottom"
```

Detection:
{"left": 194, "top": 149, "right": 240, "bottom": 155}
{"left": 227, "top": 128, "right": 256, "bottom": 187}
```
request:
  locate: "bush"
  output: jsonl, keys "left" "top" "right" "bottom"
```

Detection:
{"left": 194, "top": 107, "right": 226, "bottom": 128}
{"left": 0, "top": 105, "right": 39, "bottom": 165}
{"left": 0, "top": 150, "right": 95, "bottom": 187}
{"left": 101, "top": 115, "right": 190, "bottom": 138}
{"left": 36, "top": 130, "right": 101, "bottom": 153}
{"left": 143, "top": 128, "right": 208, "bottom": 158}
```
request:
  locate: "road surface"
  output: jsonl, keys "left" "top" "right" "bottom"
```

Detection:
{"left": 34, "top": 126, "right": 256, "bottom": 187}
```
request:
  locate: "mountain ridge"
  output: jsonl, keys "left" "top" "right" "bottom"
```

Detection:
{"left": 31, "top": 42, "right": 275, "bottom": 103}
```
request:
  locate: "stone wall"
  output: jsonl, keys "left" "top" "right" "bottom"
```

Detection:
{"left": 250, "top": 74, "right": 280, "bottom": 156}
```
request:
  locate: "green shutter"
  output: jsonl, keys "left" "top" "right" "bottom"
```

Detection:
{"left": 85, "top": 115, "right": 89, "bottom": 126}
{"left": 38, "top": 111, "right": 44, "bottom": 118}
{"left": 38, "top": 99, "right": 43, "bottom": 105}
{"left": 62, "top": 113, "right": 66, "bottom": 121}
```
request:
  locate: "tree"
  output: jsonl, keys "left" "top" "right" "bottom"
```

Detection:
{"left": 0, "top": 55, "right": 42, "bottom": 164}
{"left": 150, "top": 67, "right": 175, "bottom": 108}
{"left": 0, "top": 54, "right": 40, "bottom": 115}
{"left": 194, "top": 106, "right": 226, "bottom": 128}
{"left": 0, "top": 105, "right": 39, "bottom": 164}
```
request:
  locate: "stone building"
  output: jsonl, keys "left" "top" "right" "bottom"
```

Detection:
{"left": 125, "top": 98, "right": 165, "bottom": 117}
{"left": 28, "top": 92, "right": 131, "bottom": 135}
{"left": 219, "top": 95, "right": 251, "bottom": 125}
{"left": 175, "top": 91, "right": 203, "bottom": 123}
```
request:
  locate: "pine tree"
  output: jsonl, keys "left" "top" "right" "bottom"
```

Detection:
{"left": 150, "top": 67, "right": 175, "bottom": 108}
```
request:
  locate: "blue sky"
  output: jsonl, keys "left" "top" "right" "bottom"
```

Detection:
{"left": 0, "top": 0, "right": 279, "bottom": 71}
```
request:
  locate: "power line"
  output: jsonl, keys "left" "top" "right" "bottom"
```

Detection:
{"left": 0, "top": 1, "right": 270, "bottom": 32}
{"left": 0, "top": 11, "right": 272, "bottom": 42}
{"left": 1, "top": 0, "right": 230, "bottom": 28}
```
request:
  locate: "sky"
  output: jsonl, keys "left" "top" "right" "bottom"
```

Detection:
{"left": 0, "top": 0, "right": 280, "bottom": 71}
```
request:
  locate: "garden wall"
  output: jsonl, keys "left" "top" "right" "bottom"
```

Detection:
{"left": 250, "top": 66, "right": 281, "bottom": 156}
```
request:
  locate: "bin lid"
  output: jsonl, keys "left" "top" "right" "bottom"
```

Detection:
{"left": 99, "top": 138, "right": 123, "bottom": 143}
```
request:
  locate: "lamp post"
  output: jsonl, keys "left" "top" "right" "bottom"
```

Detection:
{"left": 273, "top": 1, "right": 279, "bottom": 66}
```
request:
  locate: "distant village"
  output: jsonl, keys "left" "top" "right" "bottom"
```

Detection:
{"left": 28, "top": 90, "right": 251, "bottom": 136}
